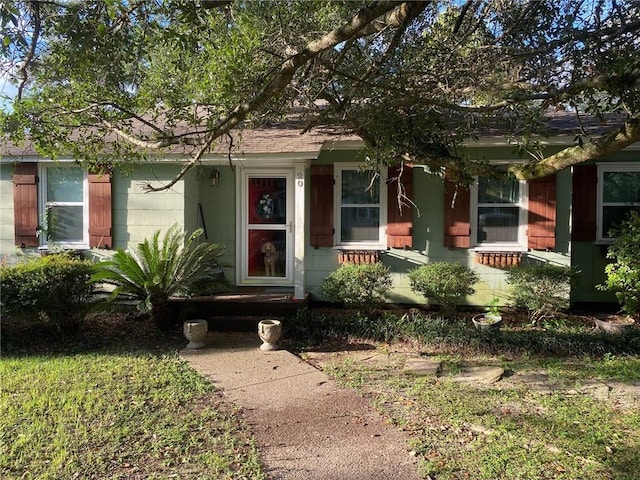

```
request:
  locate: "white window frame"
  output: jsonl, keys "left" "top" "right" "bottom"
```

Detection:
{"left": 597, "top": 163, "right": 640, "bottom": 243}
{"left": 334, "top": 164, "right": 387, "bottom": 250}
{"left": 470, "top": 175, "right": 528, "bottom": 251}
{"left": 38, "top": 163, "right": 89, "bottom": 249}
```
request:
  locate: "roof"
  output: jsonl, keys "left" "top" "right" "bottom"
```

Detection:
{"left": 1, "top": 116, "right": 360, "bottom": 159}
{"left": 0, "top": 110, "right": 633, "bottom": 159}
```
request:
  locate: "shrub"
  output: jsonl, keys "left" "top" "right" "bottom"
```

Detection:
{"left": 321, "top": 262, "right": 392, "bottom": 309}
{"left": 92, "top": 225, "right": 226, "bottom": 331}
{"left": 408, "top": 262, "right": 478, "bottom": 315}
{"left": 284, "top": 307, "right": 640, "bottom": 357}
{"left": 506, "top": 263, "right": 577, "bottom": 325}
{"left": 598, "top": 211, "right": 640, "bottom": 317}
{"left": 0, "top": 253, "right": 96, "bottom": 332}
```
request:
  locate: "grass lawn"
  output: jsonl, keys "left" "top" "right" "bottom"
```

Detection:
{"left": 0, "top": 315, "right": 264, "bottom": 480}
{"left": 296, "top": 310, "right": 640, "bottom": 480}
{"left": 3, "top": 307, "right": 640, "bottom": 480}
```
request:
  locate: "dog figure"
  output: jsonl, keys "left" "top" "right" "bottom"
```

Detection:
{"left": 261, "top": 241, "right": 278, "bottom": 277}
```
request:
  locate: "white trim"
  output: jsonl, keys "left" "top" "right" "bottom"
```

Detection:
{"left": 467, "top": 136, "right": 640, "bottom": 149}
{"left": 198, "top": 154, "right": 316, "bottom": 165}
{"left": 596, "top": 162, "right": 640, "bottom": 242}
{"left": 333, "top": 164, "right": 388, "bottom": 250}
{"left": 470, "top": 176, "right": 528, "bottom": 250}
{"left": 293, "top": 163, "right": 306, "bottom": 299}
{"left": 38, "top": 164, "right": 89, "bottom": 249}
{"left": 321, "top": 139, "right": 364, "bottom": 150}
{"left": 2, "top": 156, "right": 76, "bottom": 163}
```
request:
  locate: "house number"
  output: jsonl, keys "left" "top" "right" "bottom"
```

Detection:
{"left": 297, "top": 172, "right": 303, "bottom": 187}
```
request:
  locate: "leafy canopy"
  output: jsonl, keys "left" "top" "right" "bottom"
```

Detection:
{"left": 599, "top": 212, "right": 640, "bottom": 317}
{"left": 2, "top": 1, "right": 640, "bottom": 189}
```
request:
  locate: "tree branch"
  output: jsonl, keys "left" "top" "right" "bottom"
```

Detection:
{"left": 142, "top": 1, "right": 428, "bottom": 191}
{"left": 512, "top": 116, "right": 640, "bottom": 179}
{"left": 341, "top": 1, "right": 425, "bottom": 105}
{"left": 17, "top": 1, "right": 41, "bottom": 101}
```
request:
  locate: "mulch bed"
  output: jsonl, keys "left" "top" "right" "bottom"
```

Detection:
{"left": 1, "top": 313, "right": 186, "bottom": 356}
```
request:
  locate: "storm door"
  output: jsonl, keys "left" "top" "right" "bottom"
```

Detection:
{"left": 239, "top": 170, "right": 294, "bottom": 285}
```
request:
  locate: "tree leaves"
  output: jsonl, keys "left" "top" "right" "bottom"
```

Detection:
{"left": 3, "top": 1, "right": 640, "bottom": 186}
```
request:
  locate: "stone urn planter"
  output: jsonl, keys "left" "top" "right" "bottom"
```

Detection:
{"left": 183, "top": 319, "right": 208, "bottom": 349}
{"left": 258, "top": 319, "right": 282, "bottom": 351}
{"left": 472, "top": 313, "right": 503, "bottom": 331}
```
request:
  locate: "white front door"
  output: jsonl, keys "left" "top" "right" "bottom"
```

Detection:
{"left": 239, "top": 169, "right": 294, "bottom": 285}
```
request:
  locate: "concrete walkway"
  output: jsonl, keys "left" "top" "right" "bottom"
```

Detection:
{"left": 180, "top": 332, "right": 421, "bottom": 480}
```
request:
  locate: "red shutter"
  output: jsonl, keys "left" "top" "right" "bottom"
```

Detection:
{"left": 528, "top": 174, "right": 556, "bottom": 250}
{"left": 443, "top": 170, "right": 471, "bottom": 248}
{"left": 88, "top": 172, "right": 112, "bottom": 248}
{"left": 387, "top": 164, "right": 413, "bottom": 248}
{"left": 13, "top": 163, "right": 39, "bottom": 247}
{"left": 572, "top": 165, "right": 597, "bottom": 241}
{"left": 310, "top": 165, "right": 334, "bottom": 247}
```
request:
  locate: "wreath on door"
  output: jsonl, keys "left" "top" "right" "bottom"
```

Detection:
{"left": 257, "top": 193, "right": 275, "bottom": 219}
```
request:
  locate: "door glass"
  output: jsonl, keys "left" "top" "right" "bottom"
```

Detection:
{"left": 248, "top": 229, "right": 286, "bottom": 277}
{"left": 248, "top": 178, "right": 286, "bottom": 224}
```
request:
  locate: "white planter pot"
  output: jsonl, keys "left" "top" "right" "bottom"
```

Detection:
{"left": 183, "top": 319, "right": 208, "bottom": 349}
{"left": 258, "top": 319, "right": 282, "bottom": 351}
{"left": 472, "top": 313, "right": 503, "bottom": 331}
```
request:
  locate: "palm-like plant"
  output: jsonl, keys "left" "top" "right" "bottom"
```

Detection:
{"left": 93, "top": 225, "right": 226, "bottom": 330}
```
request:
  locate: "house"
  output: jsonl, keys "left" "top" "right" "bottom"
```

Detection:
{"left": 2, "top": 111, "right": 639, "bottom": 308}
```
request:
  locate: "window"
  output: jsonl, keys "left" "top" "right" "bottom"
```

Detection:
{"left": 597, "top": 164, "right": 640, "bottom": 241}
{"left": 335, "top": 165, "right": 387, "bottom": 248}
{"left": 39, "top": 164, "right": 89, "bottom": 248}
{"left": 471, "top": 176, "right": 528, "bottom": 249}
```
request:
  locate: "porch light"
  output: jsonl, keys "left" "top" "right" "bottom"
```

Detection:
{"left": 209, "top": 168, "right": 220, "bottom": 187}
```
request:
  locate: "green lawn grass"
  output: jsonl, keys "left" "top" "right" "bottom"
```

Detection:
{"left": 323, "top": 351, "right": 640, "bottom": 480}
{"left": 291, "top": 308, "right": 640, "bottom": 480}
{"left": 0, "top": 317, "right": 264, "bottom": 480}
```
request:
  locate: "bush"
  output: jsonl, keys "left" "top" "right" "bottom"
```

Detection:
{"left": 408, "top": 262, "right": 478, "bottom": 314}
{"left": 92, "top": 225, "right": 226, "bottom": 331}
{"left": 599, "top": 212, "right": 640, "bottom": 317}
{"left": 285, "top": 308, "right": 463, "bottom": 347}
{"left": 506, "top": 263, "right": 577, "bottom": 325}
{"left": 321, "top": 262, "right": 392, "bottom": 309}
{"left": 0, "top": 253, "right": 96, "bottom": 332}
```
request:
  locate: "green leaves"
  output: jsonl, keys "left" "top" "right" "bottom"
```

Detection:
{"left": 506, "top": 264, "right": 577, "bottom": 325}
{"left": 408, "top": 262, "right": 479, "bottom": 315}
{"left": 0, "top": 254, "right": 97, "bottom": 332}
{"left": 4, "top": 1, "right": 640, "bottom": 182}
{"left": 321, "top": 262, "right": 392, "bottom": 308}
{"left": 92, "top": 225, "right": 226, "bottom": 329}
{"left": 599, "top": 212, "right": 640, "bottom": 317}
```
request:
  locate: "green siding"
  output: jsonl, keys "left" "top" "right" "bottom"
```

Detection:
{"left": 0, "top": 164, "right": 15, "bottom": 257}
{"left": 2, "top": 143, "right": 637, "bottom": 308}
{"left": 570, "top": 243, "right": 616, "bottom": 303}
{"left": 183, "top": 168, "right": 200, "bottom": 237}
{"left": 197, "top": 165, "right": 237, "bottom": 282}
{"left": 305, "top": 149, "right": 574, "bottom": 307}
{"left": 567, "top": 151, "right": 639, "bottom": 304}
{"left": 555, "top": 167, "right": 572, "bottom": 254}
{"left": 112, "top": 164, "right": 189, "bottom": 250}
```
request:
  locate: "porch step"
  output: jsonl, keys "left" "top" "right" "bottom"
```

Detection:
{"left": 203, "top": 315, "right": 281, "bottom": 332}
{"left": 169, "top": 292, "right": 310, "bottom": 319}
